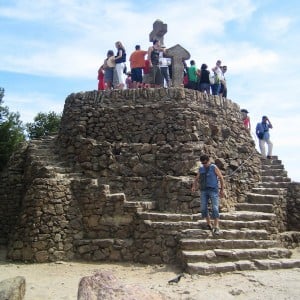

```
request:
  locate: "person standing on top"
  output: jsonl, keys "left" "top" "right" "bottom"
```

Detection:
{"left": 198, "top": 63, "right": 211, "bottom": 94}
{"left": 211, "top": 60, "right": 223, "bottom": 95}
{"left": 147, "top": 39, "right": 163, "bottom": 88}
{"left": 103, "top": 50, "right": 116, "bottom": 90}
{"left": 159, "top": 49, "right": 171, "bottom": 87}
{"left": 256, "top": 116, "right": 273, "bottom": 159}
{"left": 129, "top": 45, "right": 148, "bottom": 88}
{"left": 114, "top": 41, "right": 126, "bottom": 89}
{"left": 219, "top": 65, "right": 227, "bottom": 98}
{"left": 97, "top": 65, "right": 105, "bottom": 91}
{"left": 187, "top": 60, "right": 199, "bottom": 90}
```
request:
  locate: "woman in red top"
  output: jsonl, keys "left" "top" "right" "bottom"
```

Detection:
{"left": 241, "top": 109, "right": 251, "bottom": 131}
{"left": 97, "top": 65, "right": 105, "bottom": 90}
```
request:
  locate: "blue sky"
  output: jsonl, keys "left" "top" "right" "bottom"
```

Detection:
{"left": 0, "top": 0, "right": 299, "bottom": 181}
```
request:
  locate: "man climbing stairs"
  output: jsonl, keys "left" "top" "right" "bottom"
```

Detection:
{"left": 179, "top": 156, "right": 300, "bottom": 275}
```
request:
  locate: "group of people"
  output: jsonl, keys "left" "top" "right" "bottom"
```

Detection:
{"left": 97, "top": 41, "right": 127, "bottom": 90}
{"left": 184, "top": 59, "right": 227, "bottom": 97}
{"left": 97, "top": 41, "right": 227, "bottom": 94}
{"left": 98, "top": 39, "right": 173, "bottom": 91}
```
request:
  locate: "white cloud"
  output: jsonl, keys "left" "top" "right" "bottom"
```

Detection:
{"left": 262, "top": 15, "right": 293, "bottom": 39}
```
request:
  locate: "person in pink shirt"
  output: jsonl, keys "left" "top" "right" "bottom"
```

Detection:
{"left": 241, "top": 109, "right": 251, "bottom": 131}
{"left": 97, "top": 65, "right": 105, "bottom": 91}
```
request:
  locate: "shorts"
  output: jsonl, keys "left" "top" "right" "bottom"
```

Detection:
{"left": 131, "top": 68, "right": 143, "bottom": 83}
{"left": 200, "top": 189, "right": 219, "bottom": 219}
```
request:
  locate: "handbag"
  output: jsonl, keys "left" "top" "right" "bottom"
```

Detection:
{"left": 257, "top": 132, "right": 264, "bottom": 139}
{"left": 123, "top": 64, "right": 127, "bottom": 74}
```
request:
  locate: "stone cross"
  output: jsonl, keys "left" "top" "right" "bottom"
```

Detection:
{"left": 165, "top": 44, "right": 190, "bottom": 87}
{"left": 149, "top": 19, "right": 168, "bottom": 47}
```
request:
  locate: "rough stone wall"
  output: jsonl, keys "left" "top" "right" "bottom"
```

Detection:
{"left": 58, "top": 88, "right": 261, "bottom": 213}
{"left": 7, "top": 177, "right": 80, "bottom": 262}
{"left": 287, "top": 182, "right": 300, "bottom": 230}
{"left": 0, "top": 143, "right": 27, "bottom": 245}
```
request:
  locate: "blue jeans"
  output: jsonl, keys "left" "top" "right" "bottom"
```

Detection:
{"left": 211, "top": 83, "right": 221, "bottom": 95}
{"left": 200, "top": 189, "right": 219, "bottom": 219}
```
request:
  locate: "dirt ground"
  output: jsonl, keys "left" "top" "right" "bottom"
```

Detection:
{"left": 1, "top": 246, "right": 300, "bottom": 300}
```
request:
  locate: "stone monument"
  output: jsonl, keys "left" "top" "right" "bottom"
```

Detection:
{"left": 149, "top": 20, "right": 190, "bottom": 87}
{"left": 149, "top": 19, "right": 167, "bottom": 46}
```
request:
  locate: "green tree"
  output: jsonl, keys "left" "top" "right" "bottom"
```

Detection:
{"left": 26, "top": 111, "right": 61, "bottom": 139}
{"left": 0, "top": 88, "right": 26, "bottom": 171}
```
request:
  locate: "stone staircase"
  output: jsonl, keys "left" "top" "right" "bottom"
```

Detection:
{"left": 26, "top": 135, "right": 82, "bottom": 181}
{"left": 22, "top": 138, "right": 300, "bottom": 271}
{"left": 137, "top": 156, "right": 300, "bottom": 275}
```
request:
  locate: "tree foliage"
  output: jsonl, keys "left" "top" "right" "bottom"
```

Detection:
{"left": 0, "top": 88, "right": 26, "bottom": 171}
{"left": 26, "top": 111, "right": 61, "bottom": 139}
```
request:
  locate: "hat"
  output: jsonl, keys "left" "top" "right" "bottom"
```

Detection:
{"left": 241, "top": 109, "right": 249, "bottom": 113}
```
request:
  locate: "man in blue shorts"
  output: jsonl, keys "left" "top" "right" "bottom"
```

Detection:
{"left": 192, "top": 154, "right": 225, "bottom": 234}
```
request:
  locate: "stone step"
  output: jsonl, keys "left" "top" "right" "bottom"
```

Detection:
{"left": 30, "top": 153, "right": 61, "bottom": 161}
{"left": 263, "top": 155, "right": 279, "bottom": 160}
{"left": 124, "top": 201, "right": 157, "bottom": 211}
{"left": 246, "top": 193, "right": 281, "bottom": 204}
{"left": 262, "top": 164, "right": 284, "bottom": 170}
{"left": 48, "top": 166, "right": 73, "bottom": 173}
{"left": 261, "top": 169, "right": 288, "bottom": 176}
{"left": 221, "top": 211, "right": 276, "bottom": 221}
{"left": 31, "top": 138, "right": 56, "bottom": 144}
{"left": 261, "top": 158, "right": 281, "bottom": 165}
{"left": 251, "top": 187, "right": 286, "bottom": 195}
{"left": 235, "top": 203, "right": 274, "bottom": 213}
{"left": 143, "top": 219, "right": 272, "bottom": 231}
{"left": 180, "top": 228, "right": 269, "bottom": 240}
{"left": 139, "top": 211, "right": 275, "bottom": 222}
{"left": 261, "top": 175, "right": 291, "bottom": 183}
{"left": 180, "top": 238, "right": 279, "bottom": 251}
{"left": 258, "top": 181, "right": 290, "bottom": 188}
{"left": 186, "top": 258, "right": 300, "bottom": 275}
{"left": 182, "top": 247, "right": 291, "bottom": 263}
{"left": 137, "top": 212, "right": 199, "bottom": 222}
{"left": 30, "top": 147, "right": 55, "bottom": 153}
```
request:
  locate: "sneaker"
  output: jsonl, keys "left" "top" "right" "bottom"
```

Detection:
{"left": 213, "top": 228, "right": 220, "bottom": 235}
{"left": 267, "top": 155, "right": 272, "bottom": 159}
{"left": 206, "top": 224, "right": 213, "bottom": 231}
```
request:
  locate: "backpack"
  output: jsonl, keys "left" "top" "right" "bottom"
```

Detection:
{"left": 209, "top": 72, "right": 220, "bottom": 85}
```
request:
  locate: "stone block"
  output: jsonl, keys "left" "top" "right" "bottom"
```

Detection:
{"left": 0, "top": 276, "right": 26, "bottom": 300}
{"left": 35, "top": 250, "right": 49, "bottom": 263}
